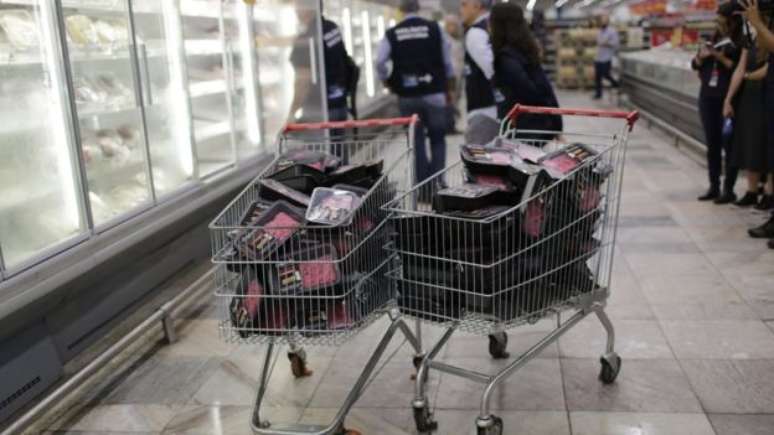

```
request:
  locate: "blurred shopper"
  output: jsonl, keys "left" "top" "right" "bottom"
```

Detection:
{"left": 531, "top": 9, "right": 549, "bottom": 57}
{"left": 723, "top": 33, "right": 770, "bottom": 210}
{"left": 691, "top": 3, "right": 742, "bottom": 203}
{"left": 739, "top": 0, "right": 774, "bottom": 246}
{"left": 444, "top": 14, "right": 465, "bottom": 133}
{"left": 376, "top": 0, "right": 454, "bottom": 183}
{"left": 460, "top": 0, "right": 500, "bottom": 144}
{"left": 593, "top": 14, "right": 620, "bottom": 100}
{"left": 490, "top": 2, "right": 562, "bottom": 141}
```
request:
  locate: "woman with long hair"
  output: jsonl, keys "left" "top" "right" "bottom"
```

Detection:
{"left": 691, "top": 2, "right": 742, "bottom": 203}
{"left": 489, "top": 2, "right": 562, "bottom": 140}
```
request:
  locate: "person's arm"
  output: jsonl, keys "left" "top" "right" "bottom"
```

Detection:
{"left": 465, "top": 27, "right": 494, "bottom": 79}
{"left": 289, "top": 69, "right": 312, "bottom": 121}
{"left": 375, "top": 37, "right": 391, "bottom": 85}
{"left": 724, "top": 48, "right": 748, "bottom": 118}
{"left": 740, "top": 0, "right": 774, "bottom": 52}
{"left": 441, "top": 28, "right": 455, "bottom": 103}
{"left": 746, "top": 62, "right": 769, "bottom": 80}
{"left": 498, "top": 54, "right": 542, "bottom": 104}
{"left": 710, "top": 47, "right": 735, "bottom": 70}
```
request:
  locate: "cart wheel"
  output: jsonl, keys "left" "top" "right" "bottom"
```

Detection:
{"left": 336, "top": 428, "right": 362, "bottom": 435}
{"left": 599, "top": 353, "right": 622, "bottom": 384}
{"left": 413, "top": 404, "right": 438, "bottom": 433}
{"left": 476, "top": 415, "right": 503, "bottom": 435}
{"left": 288, "top": 351, "right": 313, "bottom": 378}
{"left": 488, "top": 333, "right": 509, "bottom": 360}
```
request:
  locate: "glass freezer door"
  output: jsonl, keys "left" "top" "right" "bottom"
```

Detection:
{"left": 254, "top": 0, "right": 327, "bottom": 145}
{"left": 0, "top": 1, "right": 86, "bottom": 271}
{"left": 60, "top": 0, "right": 153, "bottom": 227}
{"left": 181, "top": 0, "right": 238, "bottom": 178}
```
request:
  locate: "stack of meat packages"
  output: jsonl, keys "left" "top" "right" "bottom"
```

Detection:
{"left": 397, "top": 139, "right": 609, "bottom": 323}
{"left": 224, "top": 149, "right": 394, "bottom": 338}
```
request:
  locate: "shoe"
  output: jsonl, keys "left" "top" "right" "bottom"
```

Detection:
{"left": 735, "top": 191, "right": 759, "bottom": 207}
{"left": 768, "top": 239, "right": 774, "bottom": 249}
{"left": 748, "top": 215, "right": 774, "bottom": 238}
{"left": 713, "top": 191, "right": 737, "bottom": 204}
{"left": 755, "top": 194, "right": 774, "bottom": 211}
{"left": 698, "top": 188, "right": 720, "bottom": 201}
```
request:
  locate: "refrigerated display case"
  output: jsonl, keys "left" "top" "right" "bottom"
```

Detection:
{"left": 0, "top": 1, "right": 87, "bottom": 272}
{"left": 0, "top": 0, "right": 327, "bottom": 278}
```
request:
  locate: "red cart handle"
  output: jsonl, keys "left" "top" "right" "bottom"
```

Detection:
{"left": 506, "top": 104, "right": 639, "bottom": 131}
{"left": 284, "top": 115, "right": 419, "bottom": 133}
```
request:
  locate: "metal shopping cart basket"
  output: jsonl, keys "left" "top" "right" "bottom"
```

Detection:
{"left": 383, "top": 105, "right": 639, "bottom": 434}
{"left": 210, "top": 117, "right": 425, "bottom": 435}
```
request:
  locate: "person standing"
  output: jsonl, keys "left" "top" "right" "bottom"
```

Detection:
{"left": 593, "top": 14, "right": 620, "bottom": 100}
{"left": 723, "top": 38, "right": 770, "bottom": 210}
{"left": 376, "top": 0, "right": 454, "bottom": 183}
{"left": 490, "top": 2, "right": 562, "bottom": 141}
{"left": 460, "top": 0, "right": 499, "bottom": 144}
{"left": 739, "top": 0, "right": 774, "bottom": 247}
{"left": 691, "top": 3, "right": 742, "bottom": 204}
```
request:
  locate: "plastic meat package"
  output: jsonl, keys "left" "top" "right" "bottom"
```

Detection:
{"left": 237, "top": 201, "right": 305, "bottom": 260}
{"left": 306, "top": 188, "right": 361, "bottom": 226}
{"left": 433, "top": 183, "right": 504, "bottom": 212}
{"left": 270, "top": 243, "right": 342, "bottom": 295}
{"left": 258, "top": 179, "right": 311, "bottom": 208}
{"left": 539, "top": 143, "right": 598, "bottom": 178}
{"left": 0, "top": 10, "right": 39, "bottom": 50}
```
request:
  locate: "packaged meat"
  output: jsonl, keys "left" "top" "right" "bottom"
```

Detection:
{"left": 306, "top": 188, "right": 361, "bottom": 226}
{"left": 238, "top": 200, "right": 274, "bottom": 226}
{"left": 237, "top": 201, "right": 305, "bottom": 259}
{"left": 539, "top": 143, "right": 598, "bottom": 178}
{"left": 432, "top": 183, "right": 503, "bottom": 212}
{"left": 267, "top": 164, "right": 327, "bottom": 194}
{"left": 258, "top": 178, "right": 312, "bottom": 208}
{"left": 328, "top": 160, "right": 383, "bottom": 186}
{"left": 0, "top": 10, "right": 39, "bottom": 50}
{"left": 461, "top": 145, "right": 515, "bottom": 178}
{"left": 270, "top": 243, "right": 342, "bottom": 295}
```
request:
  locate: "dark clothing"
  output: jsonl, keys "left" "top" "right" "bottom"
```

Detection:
{"left": 493, "top": 47, "right": 562, "bottom": 138}
{"left": 594, "top": 61, "right": 619, "bottom": 98}
{"left": 464, "top": 19, "right": 496, "bottom": 112}
{"left": 699, "top": 96, "right": 738, "bottom": 191}
{"left": 691, "top": 42, "right": 741, "bottom": 99}
{"left": 398, "top": 97, "right": 447, "bottom": 183}
{"left": 321, "top": 18, "right": 349, "bottom": 109}
{"left": 731, "top": 47, "right": 769, "bottom": 172}
{"left": 385, "top": 16, "right": 447, "bottom": 97}
{"left": 768, "top": 53, "right": 774, "bottom": 169}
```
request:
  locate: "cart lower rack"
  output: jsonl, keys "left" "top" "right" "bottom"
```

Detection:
{"left": 383, "top": 105, "right": 638, "bottom": 434}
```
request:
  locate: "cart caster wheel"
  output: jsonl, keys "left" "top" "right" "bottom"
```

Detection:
{"left": 599, "top": 353, "right": 621, "bottom": 384}
{"left": 413, "top": 405, "right": 438, "bottom": 433}
{"left": 476, "top": 415, "right": 503, "bottom": 435}
{"left": 288, "top": 351, "right": 313, "bottom": 378}
{"left": 488, "top": 333, "right": 509, "bottom": 360}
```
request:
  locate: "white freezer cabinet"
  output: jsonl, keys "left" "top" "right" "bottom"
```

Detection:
{"left": 0, "top": 0, "right": 327, "bottom": 279}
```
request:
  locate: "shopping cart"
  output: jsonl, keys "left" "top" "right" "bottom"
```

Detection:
{"left": 383, "top": 105, "right": 639, "bottom": 434}
{"left": 210, "top": 117, "right": 425, "bottom": 435}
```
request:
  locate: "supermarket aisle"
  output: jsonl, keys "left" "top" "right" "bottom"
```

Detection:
{"left": 42, "top": 92, "right": 774, "bottom": 435}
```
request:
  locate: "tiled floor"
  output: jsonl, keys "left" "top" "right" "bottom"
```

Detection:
{"left": 43, "top": 92, "right": 774, "bottom": 434}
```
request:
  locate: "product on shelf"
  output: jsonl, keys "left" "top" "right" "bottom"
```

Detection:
{"left": 93, "top": 18, "right": 128, "bottom": 45}
{"left": 306, "top": 188, "right": 361, "bottom": 226}
{"left": 0, "top": 10, "right": 39, "bottom": 50}
{"left": 66, "top": 15, "right": 100, "bottom": 46}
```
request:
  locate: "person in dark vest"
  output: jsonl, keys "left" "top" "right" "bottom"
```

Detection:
{"left": 460, "top": 0, "right": 498, "bottom": 144}
{"left": 376, "top": 0, "right": 454, "bottom": 183}
{"left": 290, "top": 5, "right": 358, "bottom": 159}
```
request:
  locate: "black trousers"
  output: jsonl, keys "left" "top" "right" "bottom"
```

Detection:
{"left": 594, "top": 61, "right": 619, "bottom": 98}
{"left": 699, "top": 95, "right": 738, "bottom": 192}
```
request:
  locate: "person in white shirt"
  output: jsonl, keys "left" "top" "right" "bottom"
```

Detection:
{"left": 594, "top": 14, "right": 620, "bottom": 99}
{"left": 460, "top": 0, "right": 499, "bottom": 144}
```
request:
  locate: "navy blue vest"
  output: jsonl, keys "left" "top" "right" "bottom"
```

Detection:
{"left": 464, "top": 19, "right": 496, "bottom": 112}
{"left": 385, "top": 17, "right": 447, "bottom": 97}
{"left": 322, "top": 18, "right": 349, "bottom": 109}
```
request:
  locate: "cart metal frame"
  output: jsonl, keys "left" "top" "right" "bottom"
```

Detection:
{"left": 384, "top": 105, "right": 639, "bottom": 434}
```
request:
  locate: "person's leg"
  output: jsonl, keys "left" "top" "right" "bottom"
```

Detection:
{"left": 720, "top": 96, "right": 739, "bottom": 202}
{"left": 698, "top": 97, "right": 721, "bottom": 200}
{"left": 422, "top": 99, "right": 449, "bottom": 181}
{"left": 594, "top": 62, "right": 603, "bottom": 99}
{"left": 603, "top": 61, "right": 620, "bottom": 88}
{"left": 736, "top": 171, "right": 762, "bottom": 206}
{"left": 400, "top": 97, "right": 430, "bottom": 183}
